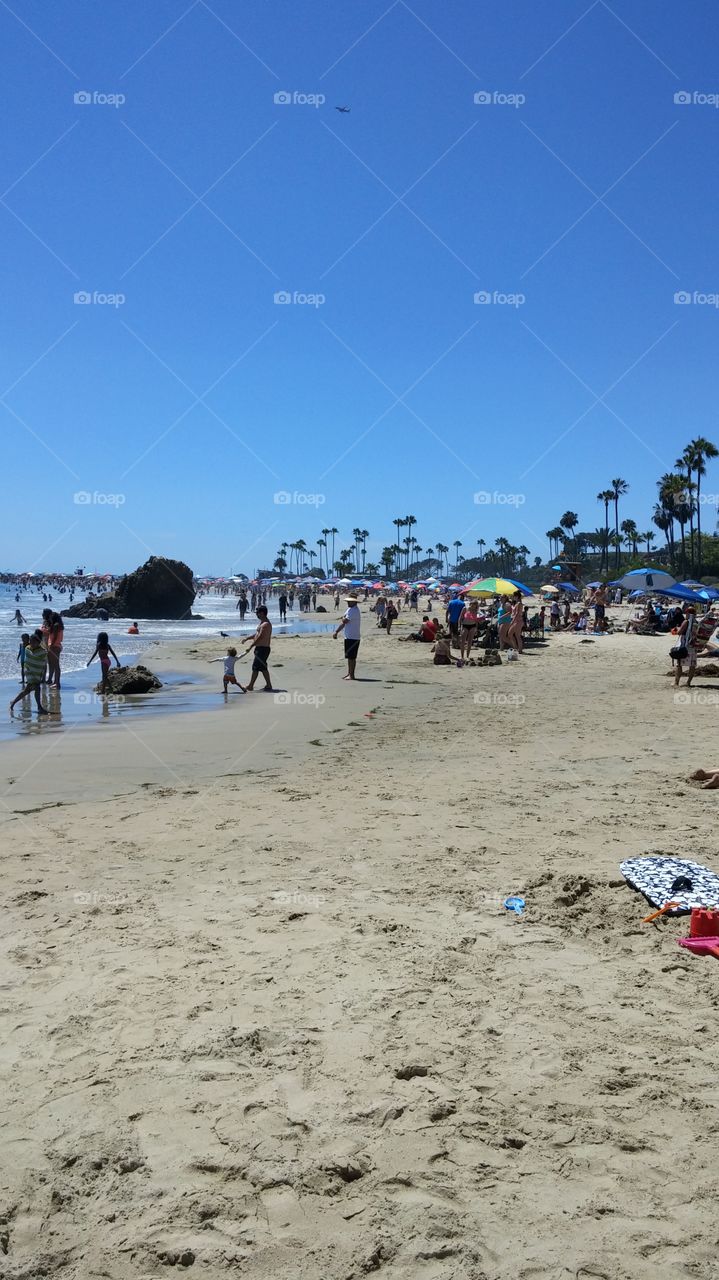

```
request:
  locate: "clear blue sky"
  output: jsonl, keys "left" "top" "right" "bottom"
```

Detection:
{"left": 2, "top": 0, "right": 717, "bottom": 575}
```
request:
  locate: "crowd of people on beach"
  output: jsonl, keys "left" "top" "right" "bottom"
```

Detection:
{"left": 8, "top": 572, "right": 717, "bottom": 719}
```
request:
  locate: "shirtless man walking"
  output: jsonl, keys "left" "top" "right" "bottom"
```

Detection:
{"left": 242, "top": 605, "right": 273, "bottom": 691}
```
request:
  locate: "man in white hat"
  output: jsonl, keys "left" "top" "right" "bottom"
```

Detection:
{"left": 333, "top": 594, "right": 361, "bottom": 680}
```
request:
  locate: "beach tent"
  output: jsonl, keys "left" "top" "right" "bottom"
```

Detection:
{"left": 698, "top": 586, "right": 719, "bottom": 601}
{"left": 614, "top": 567, "right": 676, "bottom": 591}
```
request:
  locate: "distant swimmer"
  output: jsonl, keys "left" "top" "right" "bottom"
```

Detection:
{"left": 127, "top": 622, "right": 139, "bottom": 634}
{"left": 335, "top": 106, "right": 351, "bottom": 113}
{"left": 13, "top": 609, "right": 27, "bottom": 625}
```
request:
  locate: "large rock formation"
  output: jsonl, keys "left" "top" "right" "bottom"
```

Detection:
{"left": 96, "top": 665, "right": 162, "bottom": 695}
{"left": 63, "top": 557, "right": 197, "bottom": 619}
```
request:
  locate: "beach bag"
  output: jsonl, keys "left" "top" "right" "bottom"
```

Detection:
{"left": 670, "top": 642, "right": 688, "bottom": 662}
{"left": 378, "top": 616, "right": 387, "bottom": 629}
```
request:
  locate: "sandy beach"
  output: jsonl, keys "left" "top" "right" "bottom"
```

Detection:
{"left": 2, "top": 609, "right": 718, "bottom": 1280}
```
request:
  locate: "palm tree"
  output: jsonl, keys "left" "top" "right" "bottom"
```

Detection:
{"left": 620, "top": 518, "right": 638, "bottom": 558}
{"left": 328, "top": 528, "right": 338, "bottom": 573}
{"left": 653, "top": 504, "right": 673, "bottom": 560}
{"left": 477, "top": 538, "right": 486, "bottom": 571}
{"left": 676, "top": 447, "right": 696, "bottom": 572}
{"left": 610, "top": 479, "right": 629, "bottom": 569}
{"left": 359, "top": 529, "right": 370, "bottom": 572}
{"left": 273, "top": 555, "right": 287, "bottom": 574}
{"left": 687, "top": 436, "right": 718, "bottom": 576}
{"left": 597, "top": 491, "right": 613, "bottom": 571}
{"left": 436, "top": 542, "right": 449, "bottom": 577}
{"left": 317, "top": 538, "right": 327, "bottom": 573}
{"left": 452, "top": 539, "right": 462, "bottom": 570}
{"left": 380, "top": 546, "right": 394, "bottom": 578}
{"left": 641, "top": 530, "right": 655, "bottom": 557}
{"left": 560, "top": 511, "right": 579, "bottom": 556}
{"left": 295, "top": 538, "right": 308, "bottom": 574}
{"left": 656, "top": 473, "right": 687, "bottom": 568}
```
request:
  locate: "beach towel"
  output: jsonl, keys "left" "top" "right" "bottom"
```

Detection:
{"left": 620, "top": 856, "right": 719, "bottom": 914}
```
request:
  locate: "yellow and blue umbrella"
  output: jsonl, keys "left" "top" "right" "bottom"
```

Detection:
{"left": 465, "top": 576, "right": 531, "bottom": 597}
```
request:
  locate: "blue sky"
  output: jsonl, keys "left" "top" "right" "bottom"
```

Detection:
{"left": 2, "top": 0, "right": 718, "bottom": 575}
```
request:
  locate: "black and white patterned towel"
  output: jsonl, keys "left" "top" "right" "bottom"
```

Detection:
{"left": 620, "top": 857, "right": 719, "bottom": 913}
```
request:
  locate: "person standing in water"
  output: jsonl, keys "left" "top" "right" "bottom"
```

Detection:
{"left": 242, "top": 606, "right": 273, "bottom": 691}
{"left": 87, "top": 631, "right": 121, "bottom": 695}
{"left": 10, "top": 634, "right": 48, "bottom": 715}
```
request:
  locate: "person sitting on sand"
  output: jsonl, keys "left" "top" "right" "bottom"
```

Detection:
{"left": 9, "top": 633, "right": 48, "bottom": 716}
{"left": 431, "top": 633, "right": 455, "bottom": 665}
{"left": 211, "top": 646, "right": 247, "bottom": 694}
{"left": 402, "top": 615, "right": 439, "bottom": 643}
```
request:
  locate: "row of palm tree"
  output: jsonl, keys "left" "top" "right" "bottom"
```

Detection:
{"left": 270, "top": 437, "right": 718, "bottom": 581}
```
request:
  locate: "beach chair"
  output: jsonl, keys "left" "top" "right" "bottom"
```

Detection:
{"left": 694, "top": 612, "right": 718, "bottom": 654}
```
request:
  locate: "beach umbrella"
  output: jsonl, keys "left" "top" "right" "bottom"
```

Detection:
{"left": 628, "top": 589, "right": 646, "bottom": 601}
{"left": 698, "top": 586, "right": 719, "bottom": 601}
{"left": 465, "top": 577, "right": 531, "bottom": 597}
{"left": 656, "top": 584, "right": 704, "bottom": 603}
{"left": 586, "top": 581, "right": 602, "bottom": 589}
{"left": 557, "top": 581, "right": 579, "bottom": 594}
{"left": 614, "top": 567, "right": 676, "bottom": 591}
{"left": 540, "top": 584, "right": 559, "bottom": 594}
{"left": 501, "top": 576, "right": 534, "bottom": 595}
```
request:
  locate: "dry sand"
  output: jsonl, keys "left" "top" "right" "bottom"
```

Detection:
{"left": 2, "top": 608, "right": 719, "bottom": 1279}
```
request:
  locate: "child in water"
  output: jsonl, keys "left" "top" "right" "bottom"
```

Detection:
{"left": 87, "top": 631, "right": 121, "bottom": 694}
{"left": 16, "top": 633, "right": 30, "bottom": 683}
{"left": 10, "top": 633, "right": 48, "bottom": 715}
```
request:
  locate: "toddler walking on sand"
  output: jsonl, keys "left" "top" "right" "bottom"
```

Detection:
{"left": 211, "top": 647, "right": 247, "bottom": 693}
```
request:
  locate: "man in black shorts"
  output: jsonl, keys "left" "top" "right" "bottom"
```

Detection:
{"left": 333, "top": 594, "right": 361, "bottom": 680}
{"left": 242, "top": 606, "right": 273, "bottom": 691}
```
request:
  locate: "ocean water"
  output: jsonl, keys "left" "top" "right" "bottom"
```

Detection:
{"left": 0, "top": 586, "right": 335, "bottom": 683}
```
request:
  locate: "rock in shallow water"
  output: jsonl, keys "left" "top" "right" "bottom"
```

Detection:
{"left": 96, "top": 665, "right": 162, "bottom": 695}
